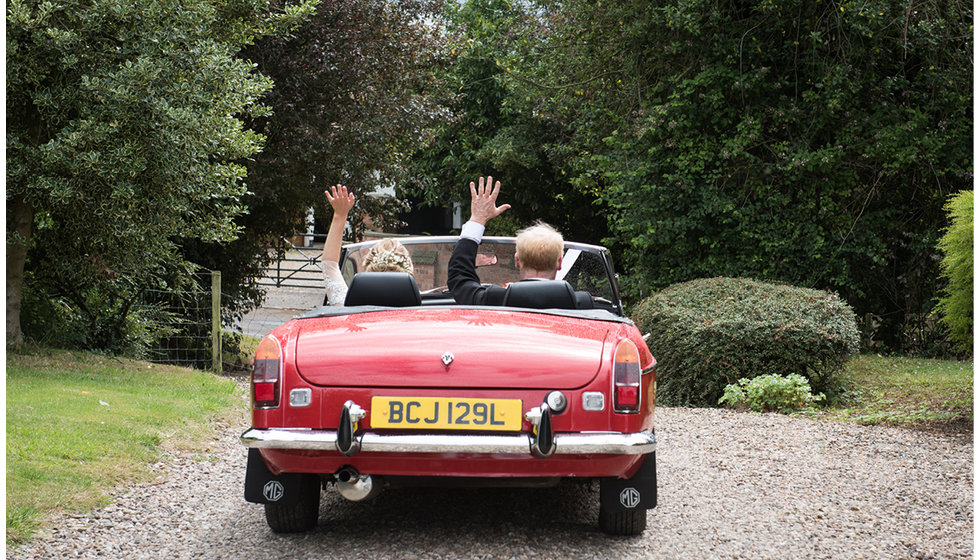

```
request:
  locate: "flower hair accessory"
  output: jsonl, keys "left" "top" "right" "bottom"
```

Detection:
{"left": 366, "top": 247, "right": 414, "bottom": 274}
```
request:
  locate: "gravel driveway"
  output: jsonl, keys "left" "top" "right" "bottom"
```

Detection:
{"left": 11, "top": 408, "right": 972, "bottom": 559}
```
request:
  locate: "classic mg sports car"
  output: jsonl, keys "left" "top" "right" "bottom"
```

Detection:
{"left": 241, "top": 236, "right": 657, "bottom": 535}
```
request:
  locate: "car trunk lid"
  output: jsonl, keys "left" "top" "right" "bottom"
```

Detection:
{"left": 293, "top": 309, "right": 609, "bottom": 389}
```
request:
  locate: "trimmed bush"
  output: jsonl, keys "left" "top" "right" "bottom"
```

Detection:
{"left": 934, "top": 190, "right": 973, "bottom": 354}
{"left": 632, "top": 277, "right": 859, "bottom": 407}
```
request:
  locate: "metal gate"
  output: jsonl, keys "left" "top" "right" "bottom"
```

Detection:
{"left": 260, "top": 234, "right": 325, "bottom": 290}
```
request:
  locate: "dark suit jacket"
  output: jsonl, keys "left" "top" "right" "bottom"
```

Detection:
{"left": 447, "top": 238, "right": 595, "bottom": 309}
{"left": 448, "top": 238, "right": 508, "bottom": 305}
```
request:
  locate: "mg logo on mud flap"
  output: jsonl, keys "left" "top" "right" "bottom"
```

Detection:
{"left": 619, "top": 487, "right": 641, "bottom": 509}
{"left": 263, "top": 480, "right": 284, "bottom": 502}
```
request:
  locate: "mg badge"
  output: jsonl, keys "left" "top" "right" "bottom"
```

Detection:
{"left": 619, "top": 487, "right": 641, "bottom": 509}
{"left": 441, "top": 352, "right": 454, "bottom": 366}
{"left": 263, "top": 480, "right": 284, "bottom": 502}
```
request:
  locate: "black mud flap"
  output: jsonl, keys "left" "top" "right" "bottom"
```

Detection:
{"left": 244, "top": 448, "right": 320, "bottom": 505}
{"left": 600, "top": 452, "right": 657, "bottom": 512}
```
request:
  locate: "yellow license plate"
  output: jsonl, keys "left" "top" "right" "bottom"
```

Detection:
{"left": 370, "top": 397, "right": 523, "bottom": 431}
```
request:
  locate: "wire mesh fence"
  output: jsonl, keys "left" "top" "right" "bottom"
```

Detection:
{"left": 145, "top": 271, "right": 221, "bottom": 372}
{"left": 145, "top": 236, "right": 331, "bottom": 374}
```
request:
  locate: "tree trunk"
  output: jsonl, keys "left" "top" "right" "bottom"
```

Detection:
{"left": 7, "top": 196, "right": 34, "bottom": 347}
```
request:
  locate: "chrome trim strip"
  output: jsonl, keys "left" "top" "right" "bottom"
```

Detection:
{"left": 240, "top": 428, "right": 655, "bottom": 455}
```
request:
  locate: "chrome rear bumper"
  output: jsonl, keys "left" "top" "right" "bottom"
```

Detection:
{"left": 241, "top": 428, "right": 656, "bottom": 456}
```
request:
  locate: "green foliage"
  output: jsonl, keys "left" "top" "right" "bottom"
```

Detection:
{"left": 633, "top": 277, "right": 859, "bottom": 407}
{"left": 404, "top": 0, "right": 609, "bottom": 242}
{"left": 6, "top": 0, "right": 315, "bottom": 351}
{"left": 512, "top": 0, "right": 972, "bottom": 351}
{"left": 934, "top": 190, "right": 973, "bottom": 354}
{"left": 222, "top": 330, "right": 261, "bottom": 374}
{"left": 20, "top": 276, "right": 180, "bottom": 356}
{"left": 719, "top": 374, "right": 824, "bottom": 413}
{"left": 240, "top": 0, "right": 447, "bottom": 234}
{"left": 184, "top": 0, "right": 449, "bottom": 323}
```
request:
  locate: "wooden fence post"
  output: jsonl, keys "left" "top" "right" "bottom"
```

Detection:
{"left": 211, "top": 271, "right": 222, "bottom": 373}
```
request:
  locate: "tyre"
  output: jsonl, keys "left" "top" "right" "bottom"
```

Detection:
{"left": 264, "top": 489, "right": 320, "bottom": 533}
{"left": 598, "top": 505, "right": 647, "bottom": 536}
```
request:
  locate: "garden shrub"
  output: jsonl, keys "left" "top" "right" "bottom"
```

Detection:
{"left": 934, "top": 190, "right": 973, "bottom": 354}
{"left": 718, "top": 374, "right": 824, "bottom": 413}
{"left": 632, "top": 277, "right": 859, "bottom": 407}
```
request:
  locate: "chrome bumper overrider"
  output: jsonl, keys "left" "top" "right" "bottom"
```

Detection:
{"left": 240, "top": 428, "right": 656, "bottom": 455}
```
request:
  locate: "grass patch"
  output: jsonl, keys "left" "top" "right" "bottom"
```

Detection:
{"left": 6, "top": 348, "right": 245, "bottom": 545}
{"left": 808, "top": 355, "right": 973, "bottom": 432}
{"left": 236, "top": 332, "right": 261, "bottom": 357}
{"left": 223, "top": 330, "right": 261, "bottom": 375}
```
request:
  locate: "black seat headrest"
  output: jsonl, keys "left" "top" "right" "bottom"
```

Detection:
{"left": 502, "top": 280, "right": 578, "bottom": 309}
{"left": 344, "top": 272, "right": 421, "bottom": 307}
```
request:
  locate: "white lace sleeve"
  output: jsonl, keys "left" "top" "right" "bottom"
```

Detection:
{"left": 323, "top": 261, "right": 348, "bottom": 306}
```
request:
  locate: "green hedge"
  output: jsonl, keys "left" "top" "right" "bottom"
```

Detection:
{"left": 633, "top": 277, "right": 860, "bottom": 407}
{"left": 935, "top": 190, "right": 973, "bottom": 354}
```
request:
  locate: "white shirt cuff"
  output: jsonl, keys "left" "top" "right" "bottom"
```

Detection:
{"left": 460, "top": 221, "right": 485, "bottom": 243}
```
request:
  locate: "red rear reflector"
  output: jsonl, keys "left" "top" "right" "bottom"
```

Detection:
{"left": 254, "top": 382, "right": 276, "bottom": 403}
{"left": 616, "top": 385, "right": 639, "bottom": 408}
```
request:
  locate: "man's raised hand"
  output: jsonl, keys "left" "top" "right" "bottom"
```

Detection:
{"left": 469, "top": 175, "right": 511, "bottom": 226}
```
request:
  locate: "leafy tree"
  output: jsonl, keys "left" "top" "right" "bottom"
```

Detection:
{"left": 6, "top": 0, "right": 316, "bottom": 348}
{"left": 524, "top": 0, "right": 972, "bottom": 348}
{"left": 405, "top": 0, "right": 608, "bottom": 242}
{"left": 935, "top": 190, "right": 973, "bottom": 354}
{"left": 183, "top": 0, "right": 449, "bottom": 321}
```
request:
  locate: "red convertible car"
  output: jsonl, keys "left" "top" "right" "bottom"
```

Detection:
{"left": 241, "top": 236, "right": 657, "bottom": 535}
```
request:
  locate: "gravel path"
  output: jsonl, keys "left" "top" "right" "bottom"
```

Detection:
{"left": 10, "top": 408, "right": 972, "bottom": 559}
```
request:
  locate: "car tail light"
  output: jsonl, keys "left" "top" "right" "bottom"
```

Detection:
{"left": 253, "top": 336, "right": 282, "bottom": 409}
{"left": 613, "top": 339, "right": 641, "bottom": 413}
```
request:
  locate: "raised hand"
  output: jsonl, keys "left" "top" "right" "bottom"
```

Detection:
{"left": 468, "top": 175, "right": 511, "bottom": 226}
{"left": 322, "top": 184, "right": 356, "bottom": 266}
{"left": 325, "top": 184, "right": 356, "bottom": 216}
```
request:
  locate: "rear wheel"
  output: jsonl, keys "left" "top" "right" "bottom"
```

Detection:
{"left": 598, "top": 505, "right": 647, "bottom": 536}
{"left": 264, "top": 489, "right": 320, "bottom": 533}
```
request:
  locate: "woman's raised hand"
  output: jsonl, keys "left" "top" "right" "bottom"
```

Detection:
{"left": 325, "top": 184, "right": 356, "bottom": 215}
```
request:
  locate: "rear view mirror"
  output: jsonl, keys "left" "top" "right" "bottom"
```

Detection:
{"left": 476, "top": 253, "right": 498, "bottom": 267}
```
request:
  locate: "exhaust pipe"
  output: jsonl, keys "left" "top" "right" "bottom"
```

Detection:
{"left": 334, "top": 467, "right": 382, "bottom": 502}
